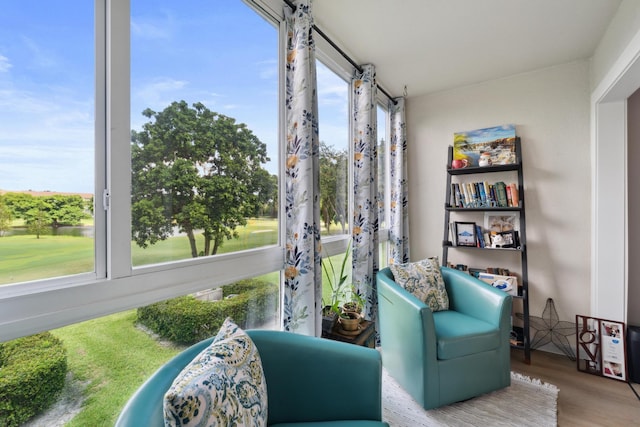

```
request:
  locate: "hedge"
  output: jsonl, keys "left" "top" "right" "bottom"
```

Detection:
{"left": 0, "top": 332, "right": 67, "bottom": 427}
{"left": 137, "top": 278, "right": 279, "bottom": 345}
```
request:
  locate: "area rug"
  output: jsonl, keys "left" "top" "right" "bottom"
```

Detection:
{"left": 382, "top": 369, "right": 558, "bottom": 427}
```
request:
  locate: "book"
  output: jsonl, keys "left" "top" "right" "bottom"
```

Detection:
{"left": 509, "top": 183, "right": 519, "bottom": 207}
{"left": 494, "top": 182, "right": 508, "bottom": 207}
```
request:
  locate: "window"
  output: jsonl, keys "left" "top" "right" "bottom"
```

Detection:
{"left": 377, "top": 103, "right": 390, "bottom": 268}
{"left": 130, "top": 0, "right": 279, "bottom": 267}
{"left": 0, "top": 0, "right": 285, "bottom": 343}
{"left": 0, "top": 1, "right": 95, "bottom": 286}
{"left": 0, "top": 0, "right": 395, "bottom": 345}
{"left": 377, "top": 103, "right": 389, "bottom": 231}
{"left": 317, "top": 60, "right": 349, "bottom": 237}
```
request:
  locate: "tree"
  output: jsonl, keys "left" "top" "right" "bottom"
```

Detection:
{"left": 319, "top": 141, "right": 347, "bottom": 234}
{"left": 25, "top": 199, "right": 50, "bottom": 239}
{"left": 250, "top": 169, "right": 278, "bottom": 217}
{"left": 0, "top": 196, "right": 12, "bottom": 237}
{"left": 42, "top": 194, "right": 89, "bottom": 227}
{"left": 2, "top": 192, "right": 89, "bottom": 236}
{"left": 2, "top": 192, "right": 35, "bottom": 220}
{"left": 131, "top": 101, "right": 271, "bottom": 257}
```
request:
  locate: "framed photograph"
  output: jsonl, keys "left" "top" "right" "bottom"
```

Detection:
{"left": 576, "top": 315, "right": 627, "bottom": 382}
{"left": 601, "top": 321, "right": 626, "bottom": 381}
{"left": 454, "top": 222, "right": 477, "bottom": 247}
{"left": 484, "top": 212, "right": 519, "bottom": 233}
{"left": 489, "top": 230, "right": 516, "bottom": 248}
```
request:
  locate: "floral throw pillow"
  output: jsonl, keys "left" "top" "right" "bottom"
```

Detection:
{"left": 163, "top": 318, "right": 268, "bottom": 427}
{"left": 389, "top": 257, "right": 449, "bottom": 312}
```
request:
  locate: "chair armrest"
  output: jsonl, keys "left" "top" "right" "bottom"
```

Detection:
{"left": 247, "top": 330, "right": 383, "bottom": 424}
{"left": 376, "top": 268, "right": 436, "bottom": 355}
{"left": 376, "top": 268, "right": 439, "bottom": 403}
{"left": 115, "top": 338, "right": 214, "bottom": 427}
{"left": 441, "top": 267, "right": 512, "bottom": 328}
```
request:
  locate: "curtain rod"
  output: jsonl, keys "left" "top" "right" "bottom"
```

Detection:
{"left": 282, "top": 0, "right": 398, "bottom": 104}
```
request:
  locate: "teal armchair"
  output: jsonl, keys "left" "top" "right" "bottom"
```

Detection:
{"left": 377, "top": 266, "right": 512, "bottom": 410}
{"left": 116, "top": 329, "right": 389, "bottom": 427}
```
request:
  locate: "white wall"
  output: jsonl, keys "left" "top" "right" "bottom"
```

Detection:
{"left": 406, "top": 60, "right": 592, "bottom": 327}
{"left": 591, "top": 0, "right": 640, "bottom": 92}
{"left": 628, "top": 88, "right": 640, "bottom": 327}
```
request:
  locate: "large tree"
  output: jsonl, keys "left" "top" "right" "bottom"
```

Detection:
{"left": 2, "top": 192, "right": 89, "bottom": 235}
{"left": 131, "top": 101, "right": 271, "bottom": 257}
{"left": 319, "top": 141, "right": 347, "bottom": 234}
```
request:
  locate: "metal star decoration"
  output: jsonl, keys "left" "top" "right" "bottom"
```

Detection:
{"left": 517, "top": 298, "right": 576, "bottom": 360}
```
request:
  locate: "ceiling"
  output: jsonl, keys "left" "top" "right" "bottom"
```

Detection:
{"left": 312, "top": 0, "right": 622, "bottom": 98}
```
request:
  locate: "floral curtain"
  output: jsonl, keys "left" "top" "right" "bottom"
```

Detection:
{"left": 351, "top": 64, "right": 379, "bottom": 321}
{"left": 389, "top": 97, "right": 410, "bottom": 264}
{"left": 283, "top": 0, "right": 322, "bottom": 336}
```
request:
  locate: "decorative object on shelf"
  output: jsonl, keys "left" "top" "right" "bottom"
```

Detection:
{"left": 494, "top": 230, "right": 518, "bottom": 248}
{"left": 451, "top": 158, "right": 469, "bottom": 169}
{"left": 518, "top": 298, "right": 576, "bottom": 360}
{"left": 477, "top": 272, "right": 517, "bottom": 296}
{"left": 478, "top": 152, "right": 492, "bottom": 167}
{"left": 454, "top": 221, "right": 477, "bottom": 247}
{"left": 453, "top": 124, "right": 517, "bottom": 167}
{"left": 485, "top": 212, "right": 519, "bottom": 233}
{"left": 490, "top": 233, "right": 506, "bottom": 248}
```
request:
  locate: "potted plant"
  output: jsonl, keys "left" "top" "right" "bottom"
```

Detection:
{"left": 342, "top": 284, "right": 365, "bottom": 316}
{"left": 337, "top": 310, "right": 361, "bottom": 332}
{"left": 321, "top": 243, "right": 351, "bottom": 333}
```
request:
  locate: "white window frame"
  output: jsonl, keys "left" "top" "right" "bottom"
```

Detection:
{"left": 0, "top": 0, "right": 394, "bottom": 342}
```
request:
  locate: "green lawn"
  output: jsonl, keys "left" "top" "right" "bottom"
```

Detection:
{"left": 52, "top": 311, "right": 183, "bottom": 427}
{"left": 0, "top": 218, "right": 279, "bottom": 285}
{"left": 0, "top": 235, "right": 94, "bottom": 285}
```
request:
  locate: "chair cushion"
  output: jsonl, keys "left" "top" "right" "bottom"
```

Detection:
{"left": 433, "top": 311, "right": 500, "bottom": 360}
{"left": 163, "top": 318, "right": 268, "bottom": 426}
{"left": 389, "top": 257, "right": 449, "bottom": 311}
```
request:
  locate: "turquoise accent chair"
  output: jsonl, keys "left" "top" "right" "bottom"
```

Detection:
{"left": 377, "top": 266, "right": 512, "bottom": 410}
{"left": 116, "top": 329, "right": 389, "bottom": 427}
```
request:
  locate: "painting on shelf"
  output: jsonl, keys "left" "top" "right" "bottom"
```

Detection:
{"left": 452, "top": 124, "right": 517, "bottom": 168}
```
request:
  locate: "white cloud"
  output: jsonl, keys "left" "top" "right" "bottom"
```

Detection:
{"left": 0, "top": 54, "right": 11, "bottom": 72}
{"left": 257, "top": 59, "right": 277, "bottom": 80}
{"left": 132, "top": 77, "right": 189, "bottom": 115}
{"left": 131, "top": 10, "right": 175, "bottom": 40}
{"left": 21, "top": 36, "right": 58, "bottom": 69}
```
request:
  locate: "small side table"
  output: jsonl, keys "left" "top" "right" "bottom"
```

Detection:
{"left": 322, "top": 319, "right": 376, "bottom": 348}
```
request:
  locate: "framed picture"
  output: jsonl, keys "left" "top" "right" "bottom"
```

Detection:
{"left": 453, "top": 124, "right": 517, "bottom": 167}
{"left": 494, "top": 230, "right": 517, "bottom": 248}
{"left": 576, "top": 315, "right": 627, "bottom": 382}
{"left": 484, "top": 212, "right": 519, "bottom": 233}
{"left": 454, "top": 222, "right": 477, "bottom": 247}
{"left": 601, "top": 320, "right": 626, "bottom": 381}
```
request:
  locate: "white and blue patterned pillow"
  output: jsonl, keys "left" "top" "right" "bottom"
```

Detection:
{"left": 163, "top": 318, "right": 268, "bottom": 427}
{"left": 390, "top": 257, "right": 449, "bottom": 312}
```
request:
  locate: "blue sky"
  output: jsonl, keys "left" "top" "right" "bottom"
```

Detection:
{"left": 0, "top": 0, "right": 348, "bottom": 194}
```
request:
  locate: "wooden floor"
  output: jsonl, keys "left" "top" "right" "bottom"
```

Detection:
{"left": 511, "top": 349, "right": 640, "bottom": 426}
